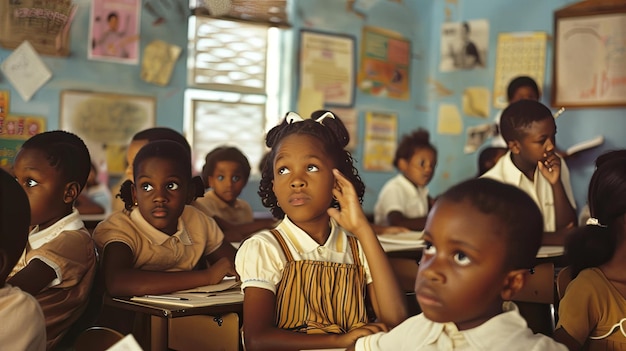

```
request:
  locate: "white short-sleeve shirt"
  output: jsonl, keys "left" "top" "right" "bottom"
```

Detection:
{"left": 374, "top": 174, "right": 429, "bottom": 226}
{"left": 235, "top": 216, "right": 372, "bottom": 294}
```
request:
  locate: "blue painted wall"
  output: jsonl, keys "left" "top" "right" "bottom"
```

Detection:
{"left": 2, "top": 0, "right": 625, "bottom": 215}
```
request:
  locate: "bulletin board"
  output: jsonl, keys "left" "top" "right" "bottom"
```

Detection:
{"left": 553, "top": 0, "right": 626, "bottom": 108}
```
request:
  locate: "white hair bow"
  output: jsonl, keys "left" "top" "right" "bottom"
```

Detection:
{"left": 285, "top": 111, "right": 336, "bottom": 125}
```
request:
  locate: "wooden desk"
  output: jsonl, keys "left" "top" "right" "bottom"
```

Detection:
{"left": 104, "top": 295, "right": 243, "bottom": 351}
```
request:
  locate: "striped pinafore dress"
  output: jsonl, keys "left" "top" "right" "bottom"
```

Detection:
{"left": 270, "top": 229, "right": 369, "bottom": 334}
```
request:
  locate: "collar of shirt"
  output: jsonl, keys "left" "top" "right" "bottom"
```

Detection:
{"left": 130, "top": 208, "right": 193, "bottom": 245}
{"left": 497, "top": 151, "right": 541, "bottom": 185}
{"left": 279, "top": 216, "right": 346, "bottom": 255}
{"left": 28, "top": 208, "right": 85, "bottom": 249}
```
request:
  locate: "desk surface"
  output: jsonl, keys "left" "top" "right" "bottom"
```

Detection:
{"left": 104, "top": 295, "right": 243, "bottom": 318}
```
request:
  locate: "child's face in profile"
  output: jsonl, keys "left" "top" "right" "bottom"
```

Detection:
{"left": 208, "top": 161, "right": 247, "bottom": 206}
{"left": 415, "top": 198, "right": 511, "bottom": 331}
{"left": 13, "top": 148, "right": 71, "bottom": 229}
{"left": 272, "top": 134, "right": 335, "bottom": 224}
{"left": 399, "top": 148, "right": 436, "bottom": 188}
{"left": 512, "top": 118, "right": 556, "bottom": 167}
{"left": 132, "top": 157, "right": 189, "bottom": 235}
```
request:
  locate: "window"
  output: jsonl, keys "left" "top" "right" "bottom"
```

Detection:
{"left": 184, "top": 15, "right": 290, "bottom": 176}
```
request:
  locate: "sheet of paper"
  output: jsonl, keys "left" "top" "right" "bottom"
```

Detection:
{"left": 462, "top": 87, "right": 490, "bottom": 118}
{"left": 175, "top": 278, "right": 241, "bottom": 294}
{"left": 0, "top": 41, "right": 52, "bottom": 101}
{"left": 297, "top": 87, "right": 324, "bottom": 120}
{"left": 141, "top": 39, "right": 182, "bottom": 86}
{"left": 464, "top": 123, "right": 497, "bottom": 154}
{"left": 437, "top": 104, "right": 462, "bottom": 135}
{"left": 106, "top": 334, "right": 142, "bottom": 351}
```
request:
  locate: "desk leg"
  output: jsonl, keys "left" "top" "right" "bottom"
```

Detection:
{"left": 150, "top": 315, "right": 168, "bottom": 351}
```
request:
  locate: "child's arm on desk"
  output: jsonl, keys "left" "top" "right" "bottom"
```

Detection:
{"left": 386, "top": 211, "right": 427, "bottom": 231}
{"left": 541, "top": 223, "right": 575, "bottom": 246}
{"left": 7, "top": 260, "right": 56, "bottom": 295}
{"left": 101, "top": 242, "right": 236, "bottom": 296}
{"left": 329, "top": 169, "right": 408, "bottom": 327}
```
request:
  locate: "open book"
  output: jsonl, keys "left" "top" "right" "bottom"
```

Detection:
{"left": 565, "top": 135, "right": 604, "bottom": 157}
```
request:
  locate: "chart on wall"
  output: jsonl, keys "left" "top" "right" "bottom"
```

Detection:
{"left": 554, "top": 12, "right": 626, "bottom": 107}
{"left": 492, "top": 32, "right": 547, "bottom": 109}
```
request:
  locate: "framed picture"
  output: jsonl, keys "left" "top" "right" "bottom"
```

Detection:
{"left": 298, "top": 30, "right": 356, "bottom": 107}
{"left": 60, "top": 90, "right": 155, "bottom": 175}
{"left": 553, "top": 1, "right": 626, "bottom": 108}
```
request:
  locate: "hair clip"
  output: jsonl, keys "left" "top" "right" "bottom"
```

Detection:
{"left": 586, "top": 217, "right": 607, "bottom": 228}
{"left": 285, "top": 111, "right": 336, "bottom": 125}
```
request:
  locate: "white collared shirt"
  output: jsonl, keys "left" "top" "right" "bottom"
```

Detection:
{"left": 374, "top": 174, "right": 430, "bottom": 226}
{"left": 481, "top": 151, "right": 576, "bottom": 232}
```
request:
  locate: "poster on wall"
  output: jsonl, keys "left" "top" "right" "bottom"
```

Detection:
{"left": 60, "top": 91, "right": 155, "bottom": 175}
{"left": 89, "top": 0, "right": 141, "bottom": 64}
{"left": 363, "top": 111, "right": 397, "bottom": 171}
{"left": 298, "top": 30, "right": 355, "bottom": 107}
{"left": 493, "top": 32, "right": 547, "bottom": 109}
{"left": 0, "top": 116, "right": 46, "bottom": 168}
{"left": 440, "top": 19, "right": 489, "bottom": 72}
{"left": 358, "top": 26, "right": 411, "bottom": 100}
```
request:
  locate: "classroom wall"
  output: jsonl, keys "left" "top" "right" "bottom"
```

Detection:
{"left": 2, "top": 0, "right": 625, "bottom": 215}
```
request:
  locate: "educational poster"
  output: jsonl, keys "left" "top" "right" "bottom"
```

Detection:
{"left": 493, "top": 32, "right": 547, "bottom": 109}
{"left": 358, "top": 26, "right": 411, "bottom": 100}
{"left": 89, "top": 0, "right": 141, "bottom": 64}
{"left": 437, "top": 104, "right": 462, "bottom": 135}
{"left": 141, "top": 40, "right": 182, "bottom": 86}
{"left": 363, "top": 111, "right": 397, "bottom": 171}
{"left": 299, "top": 30, "right": 355, "bottom": 107}
{"left": 555, "top": 13, "right": 626, "bottom": 107}
{"left": 0, "top": 114, "right": 46, "bottom": 168}
{"left": 464, "top": 123, "right": 497, "bottom": 154}
{"left": 440, "top": 19, "right": 489, "bottom": 72}
{"left": 0, "top": 0, "right": 77, "bottom": 56}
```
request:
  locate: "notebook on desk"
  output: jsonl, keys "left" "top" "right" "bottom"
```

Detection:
{"left": 130, "top": 278, "right": 243, "bottom": 308}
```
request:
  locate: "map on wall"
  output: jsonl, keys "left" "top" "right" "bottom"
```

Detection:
{"left": 554, "top": 12, "right": 626, "bottom": 107}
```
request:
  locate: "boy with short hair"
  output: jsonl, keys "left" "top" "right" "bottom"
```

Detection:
{"left": 192, "top": 146, "right": 276, "bottom": 241}
{"left": 482, "top": 99, "right": 577, "bottom": 244}
{"left": 351, "top": 178, "right": 567, "bottom": 351}
{"left": 8, "top": 130, "right": 96, "bottom": 350}
{"left": 0, "top": 169, "right": 46, "bottom": 351}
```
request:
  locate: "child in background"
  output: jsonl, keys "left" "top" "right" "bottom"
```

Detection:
{"left": 76, "top": 162, "right": 112, "bottom": 216}
{"left": 476, "top": 146, "right": 508, "bottom": 177}
{"left": 8, "top": 131, "right": 96, "bottom": 350}
{"left": 0, "top": 169, "right": 46, "bottom": 351}
{"left": 351, "top": 178, "right": 567, "bottom": 351}
{"left": 110, "top": 127, "right": 194, "bottom": 213}
{"left": 492, "top": 75, "right": 541, "bottom": 148}
{"left": 236, "top": 111, "right": 407, "bottom": 351}
{"left": 553, "top": 150, "right": 626, "bottom": 351}
{"left": 192, "top": 146, "right": 277, "bottom": 242}
{"left": 374, "top": 128, "right": 437, "bottom": 231}
{"left": 481, "top": 100, "right": 577, "bottom": 245}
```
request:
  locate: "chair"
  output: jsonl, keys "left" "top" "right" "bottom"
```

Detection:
{"left": 557, "top": 266, "right": 573, "bottom": 300}
{"left": 74, "top": 326, "right": 124, "bottom": 351}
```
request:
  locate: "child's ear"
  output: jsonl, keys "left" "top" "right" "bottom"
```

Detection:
{"left": 63, "top": 181, "right": 81, "bottom": 204}
{"left": 398, "top": 159, "right": 409, "bottom": 172}
{"left": 500, "top": 269, "right": 527, "bottom": 300}
{"left": 508, "top": 140, "right": 521, "bottom": 155}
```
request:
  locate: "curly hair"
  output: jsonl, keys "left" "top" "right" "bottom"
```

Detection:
{"left": 499, "top": 100, "right": 554, "bottom": 143}
{"left": 258, "top": 110, "right": 365, "bottom": 218}
{"left": 393, "top": 128, "right": 437, "bottom": 168}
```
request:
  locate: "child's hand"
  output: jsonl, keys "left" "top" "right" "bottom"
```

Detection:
{"left": 204, "top": 257, "right": 238, "bottom": 284}
{"left": 337, "top": 323, "right": 388, "bottom": 347}
{"left": 538, "top": 151, "right": 561, "bottom": 185}
{"left": 327, "top": 169, "right": 368, "bottom": 233}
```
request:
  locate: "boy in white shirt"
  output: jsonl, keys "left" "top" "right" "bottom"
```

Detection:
{"left": 351, "top": 178, "right": 567, "bottom": 351}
